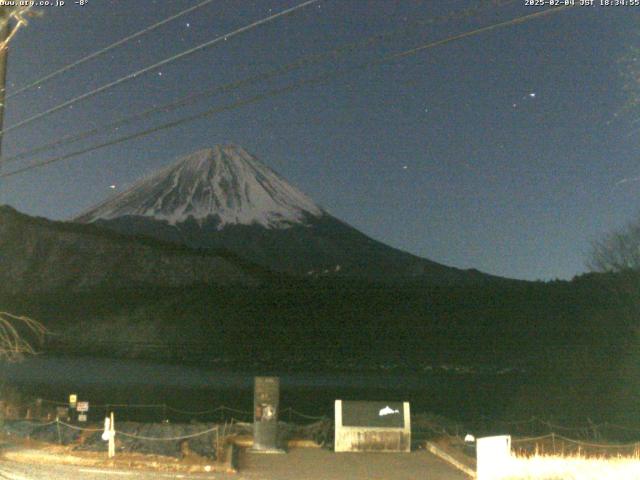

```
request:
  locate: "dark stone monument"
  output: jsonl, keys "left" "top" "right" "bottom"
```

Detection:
{"left": 251, "top": 376, "right": 284, "bottom": 453}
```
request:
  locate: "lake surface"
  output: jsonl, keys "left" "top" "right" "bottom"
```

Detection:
{"left": 1, "top": 355, "right": 525, "bottom": 424}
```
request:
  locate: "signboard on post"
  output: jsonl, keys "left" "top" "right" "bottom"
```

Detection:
{"left": 334, "top": 400, "right": 411, "bottom": 452}
{"left": 76, "top": 401, "right": 89, "bottom": 412}
{"left": 251, "top": 376, "right": 284, "bottom": 453}
{"left": 68, "top": 394, "right": 77, "bottom": 408}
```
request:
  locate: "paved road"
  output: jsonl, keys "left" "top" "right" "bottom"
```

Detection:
{"left": 238, "top": 448, "right": 469, "bottom": 480}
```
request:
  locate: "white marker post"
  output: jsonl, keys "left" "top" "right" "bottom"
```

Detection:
{"left": 109, "top": 412, "right": 115, "bottom": 458}
{"left": 102, "top": 412, "right": 116, "bottom": 458}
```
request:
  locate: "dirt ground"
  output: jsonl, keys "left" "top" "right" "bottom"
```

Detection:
{"left": 236, "top": 448, "right": 470, "bottom": 480}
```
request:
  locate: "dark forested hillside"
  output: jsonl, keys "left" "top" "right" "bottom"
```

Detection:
{"left": 3, "top": 204, "right": 640, "bottom": 423}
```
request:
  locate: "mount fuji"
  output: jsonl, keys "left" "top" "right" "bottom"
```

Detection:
{"left": 75, "top": 145, "right": 490, "bottom": 283}
{"left": 76, "top": 145, "right": 323, "bottom": 229}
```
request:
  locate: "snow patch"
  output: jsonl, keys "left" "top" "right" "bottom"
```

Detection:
{"left": 76, "top": 145, "right": 324, "bottom": 229}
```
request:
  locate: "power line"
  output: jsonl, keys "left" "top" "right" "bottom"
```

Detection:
{"left": 5, "top": 0, "right": 217, "bottom": 99}
{"left": 0, "top": 6, "right": 572, "bottom": 180}
{"left": 385, "top": 5, "right": 569, "bottom": 62}
{"left": 2, "top": 0, "right": 518, "bottom": 166}
{"left": 0, "top": 0, "right": 320, "bottom": 136}
{"left": 3, "top": 34, "right": 372, "bottom": 166}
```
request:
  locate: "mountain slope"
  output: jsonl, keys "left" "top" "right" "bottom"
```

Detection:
{"left": 75, "top": 144, "right": 493, "bottom": 283}
{"left": 0, "top": 205, "right": 267, "bottom": 295}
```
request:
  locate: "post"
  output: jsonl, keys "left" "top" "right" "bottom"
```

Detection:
{"left": 108, "top": 411, "right": 115, "bottom": 458}
{"left": 56, "top": 418, "right": 62, "bottom": 444}
{"left": 215, "top": 425, "right": 220, "bottom": 460}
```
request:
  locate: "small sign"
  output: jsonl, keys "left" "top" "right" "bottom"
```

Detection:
{"left": 76, "top": 401, "right": 89, "bottom": 412}
{"left": 78, "top": 413, "right": 87, "bottom": 422}
{"left": 69, "top": 394, "right": 77, "bottom": 407}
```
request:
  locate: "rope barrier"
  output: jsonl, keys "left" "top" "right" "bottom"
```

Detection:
{"left": 164, "top": 405, "right": 224, "bottom": 415}
{"left": 49, "top": 420, "right": 640, "bottom": 448}
{"left": 36, "top": 399, "right": 318, "bottom": 422}
{"left": 536, "top": 419, "right": 591, "bottom": 433}
{"left": 478, "top": 415, "right": 640, "bottom": 436}
{"left": 282, "top": 407, "right": 328, "bottom": 420}
{"left": 552, "top": 434, "right": 640, "bottom": 450}
{"left": 8, "top": 414, "right": 640, "bottom": 450}
{"left": 55, "top": 420, "right": 103, "bottom": 432}
{"left": 56, "top": 419, "right": 221, "bottom": 440}
{"left": 116, "top": 425, "right": 220, "bottom": 442}
{"left": 22, "top": 399, "right": 640, "bottom": 445}
{"left": 217, "top": 406, "right": 253, "bottom": 416}
{"left": 511, "top": 434, "right": 555, "bottom": 444}
{"left": 511, "top": 433, "right": 640, "bottom": 450}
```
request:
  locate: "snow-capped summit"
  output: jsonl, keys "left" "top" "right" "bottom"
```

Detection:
{"left": 75, "top": 145, "right": 323, "bottom": 229}
{"left": 73, "top": 144, "right": 493, "bottom": 283}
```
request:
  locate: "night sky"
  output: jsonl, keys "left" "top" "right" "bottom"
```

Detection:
{"left": 1, "top": 0, "right": 638, "bottom": 281}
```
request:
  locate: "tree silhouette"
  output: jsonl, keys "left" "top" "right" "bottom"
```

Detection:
{"left": 588, "top": 218, "right": 640, "bottom": 272}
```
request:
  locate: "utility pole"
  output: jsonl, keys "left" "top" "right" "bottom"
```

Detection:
{"left": 0, "top": 6, "right": 33, "bottom": 160}
{"left": 0, "top": 6, "right": 11, "bottom": 160}
{"left": 0, "top": 6, "right": 33, "bottom": 201}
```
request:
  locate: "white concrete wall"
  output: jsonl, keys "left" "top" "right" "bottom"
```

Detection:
{"left": 334, "top": 400, "right": 411, "bottom": 452}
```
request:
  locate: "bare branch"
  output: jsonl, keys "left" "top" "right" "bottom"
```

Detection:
{"left": 0, "top": 312, "right": 47, "bottom": 362}
{"left": 588, "top": 217, "right": 640, "bottom": 273}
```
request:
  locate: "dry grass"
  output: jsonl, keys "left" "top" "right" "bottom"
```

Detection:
{"left": 495, "top": 451, "right": 640, "bottom": 480}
